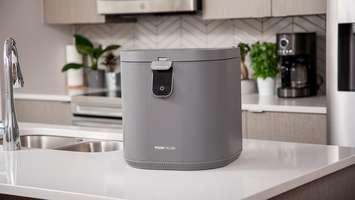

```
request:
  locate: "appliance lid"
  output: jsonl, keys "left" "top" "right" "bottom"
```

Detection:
{"left": 121, "top": 48, "right": 240, "bottom": 62}
{"left": 97, "top": 0, "right": 199, "bottom": 15}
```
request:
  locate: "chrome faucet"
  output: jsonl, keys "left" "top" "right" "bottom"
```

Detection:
{"left": 1, "top": 38, "right": 24, "bottom": 151}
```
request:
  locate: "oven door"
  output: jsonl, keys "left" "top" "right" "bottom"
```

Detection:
{"left": 71, "top": 96, "right": 123, "bottom": 129}
{"left": 72, "top": 115, "right": 122, "bottom": 129}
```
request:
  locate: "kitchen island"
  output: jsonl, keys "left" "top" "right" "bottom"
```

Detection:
{"left": 0, "top": 123, "right": 354, "bottom": 200}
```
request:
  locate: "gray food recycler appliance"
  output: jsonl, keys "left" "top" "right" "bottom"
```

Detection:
{"left": 121, "top": 48, "right": 242, "bottom": 170}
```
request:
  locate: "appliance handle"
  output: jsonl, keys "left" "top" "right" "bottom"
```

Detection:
{"left": 150, "top": 58, "right": 172, "bottom": 70}
{"left": 247, "top": 110, "right": 265, "bottom": 113}
{"left": 72, "top": 120, "right": 122, "bottom": 129}
{"left": 151, "top": 58, "right": 174, "bottom": 98}
{"left": 74, "top": 105, "right": 123, "bottom": 117}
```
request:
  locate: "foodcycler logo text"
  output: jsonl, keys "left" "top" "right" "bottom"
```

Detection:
{"left": 154, "top": 146, "right": 176, "bottom": 151}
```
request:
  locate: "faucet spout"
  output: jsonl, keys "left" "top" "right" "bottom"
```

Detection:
{"left": 1, "top": 38, "right": 24, "bottom": 151}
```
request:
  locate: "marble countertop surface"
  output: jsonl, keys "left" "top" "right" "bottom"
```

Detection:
{"left": 0, "top": 123, "right": 352, "bottom": 200}
{"left": 242, "top": 94, "right": 327, "bottom": 114}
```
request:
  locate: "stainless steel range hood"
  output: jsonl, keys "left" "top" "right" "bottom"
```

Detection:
{"left": 97, "top": 0, "right": 199, "bottom": 15}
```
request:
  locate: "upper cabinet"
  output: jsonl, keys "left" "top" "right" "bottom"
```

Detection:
{"left": 43, "top": 0, "right": 327, "bottom": 23}
{"left": 203, "top": 0, "right": 326, "bottom": 20}
{"left": 272, "top": 0, "right": 326, "bottom": 17}
{"left": 43, "top": 0, "right": 105, "bottom": 24}
{"left": 203, "top": 0, "right": 271, "bottom": 19}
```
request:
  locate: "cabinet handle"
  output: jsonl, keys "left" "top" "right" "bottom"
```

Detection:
{"left": 247, "top": 110, "right": 265, "bottom": 113}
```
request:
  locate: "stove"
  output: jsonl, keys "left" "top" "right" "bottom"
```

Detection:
{"left": 70, "top": 90, "right": 123, "bottom": 129}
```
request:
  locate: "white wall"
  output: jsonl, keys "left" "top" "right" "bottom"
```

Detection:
{"left": 0, "top": 0, "right": 73, "bottom": 94}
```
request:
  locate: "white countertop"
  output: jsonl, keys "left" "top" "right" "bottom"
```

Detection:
{"left": 242, "top": 94, "right": 327, "bottom": 114}
{"left": 0, "top": 123, "right": 352, "bottom": 200}
{"left": 14, "top": 87, "right": 111, "bottom": 102}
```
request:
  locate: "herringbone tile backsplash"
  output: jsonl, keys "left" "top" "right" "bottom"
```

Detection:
{"left": 75, "top": 14, "right": 326, "bottom": 94}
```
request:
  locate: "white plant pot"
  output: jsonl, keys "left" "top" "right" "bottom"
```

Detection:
{"left": 66, "top": 68, "right": 83, "bottom": 88}
{"left": 105, "top": 72, "right": 120, "bottom": 90}
{"left": 65, "top": 45, "right": 83, "bottom": 88}
{"left": 241, "top": 79, "right": 257, "bottom": 95}
{"left": 257, "top": 77, "right": 275, "bottom": 96}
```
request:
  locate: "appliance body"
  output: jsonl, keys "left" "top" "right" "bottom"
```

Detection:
{"left": 328, "top": 0, "right": 355, "bottom": 146}
{"left": 97, "top": 0, "right": 200, "bottom": 15}
{"left": 121, "top": 48, "right": 242, "bottom": 170}
{"left": 277, "top": 33, "right": 317, "bottom": 98}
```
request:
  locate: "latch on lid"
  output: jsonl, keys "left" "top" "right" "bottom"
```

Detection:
{"left": 151, "top": 57, "right": 174, "bottom": 98}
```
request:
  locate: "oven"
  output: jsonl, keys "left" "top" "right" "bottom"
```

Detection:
{"left": 71, "top": 91, "right": 123, "bottom": 129}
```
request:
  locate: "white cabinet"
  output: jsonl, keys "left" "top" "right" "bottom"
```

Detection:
{"left": 203, "top": 0, "right": 271, "bottom": 19}
{"left": 42, "top": 0, "right": 105, "bottom": 24}
{"left": 272, "top": 0, "right": 326, "bottom": 17}
{"left": 203, "top": 0, "right": 326, "bottom": 19}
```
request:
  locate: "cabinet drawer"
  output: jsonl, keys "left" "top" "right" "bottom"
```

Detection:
{"left": 245, "top": 111, "right": 327, "bottom": 144}
{"left": 15, "top": 99, "right": 72, "bottom": 125}
{"left": 43, "top": 0, "right": 105, "bottom": 24}
{"left": 203, "top": 0, "right": 271, "bottom": 19}
{"left": 272, "top": 0, "right": 326, "bottom": 16}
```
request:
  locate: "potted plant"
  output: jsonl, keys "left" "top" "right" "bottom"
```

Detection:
{"left": 238, "top": 42, "right": 256, "bottom": 94}
{"left": 62, "top": 34, "right": 120, "bottom": 88}
{"left": 250, "top": 42, "right": 279, "bottom": 96}
{"left": 102, "top": 52, "right": 120, "bottom": 90}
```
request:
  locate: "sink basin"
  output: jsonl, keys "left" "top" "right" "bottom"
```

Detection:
{"left": 57, "top": 141, "right": 120, "bottom": 152}
{"left": 0, "top": 135, "right": 120, "bottom": 152}
{"left": 1, "top": 135, "right": 84, "bottom": 149}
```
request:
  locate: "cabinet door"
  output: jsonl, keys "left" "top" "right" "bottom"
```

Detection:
{"left": 246, "top": 111, "right": 327, "bottom": 144}
{"left": 203, "top": 0, "right": 271, "bottom": 19}
{"left": 43, "top": 0, "right": 105, "bottom": 24}
{"left": 15, "top": 100, "right": 72, "bottom": 125}
{"left": 272, "top": 0, "right": 326, "bottom": 17}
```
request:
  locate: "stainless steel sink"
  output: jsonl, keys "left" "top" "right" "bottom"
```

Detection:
{"left": 1, "top": 135, "right": 84, "bottom": 149}
{"left": 0, "top": 135, "right": 120, "bottom": 152}
{"left": 57, "top": 141, "right": 120, "bottom": 152}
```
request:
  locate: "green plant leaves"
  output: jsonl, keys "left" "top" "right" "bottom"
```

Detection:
{"left": 103, "top": 45, "right": 120, "bottom": 53}
{"left": 74, "top": 34, "right": 93, "bottom": 47}
{"left": 61, "top": 34, "right": 121, "bottom": 72}
{"left": 237, "top": 42, "right": 250, "bottom": 62}
{"left": 92, "top": 46, "right": 104, "bottom": 59}
{"left": 250, "top": 42, "right": 279, "bottom": 79}
{"left": 61, "top": 63, "right": 84, "bottom": 72}
{"left": 76, "top": 45, "right": 93, "bottom": 56}
{"left": 93, "top": 44, "right": 121, "bottom": 59}
{"left": 101, "top": 52, "right": 119, "bottom": 73}
{"left": 74, "top": 34, "right": 93, "bottom": 55}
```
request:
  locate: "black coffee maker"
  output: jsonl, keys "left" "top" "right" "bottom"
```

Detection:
{"left": 277, "top": 32, "right": 317, "bottom": 98}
